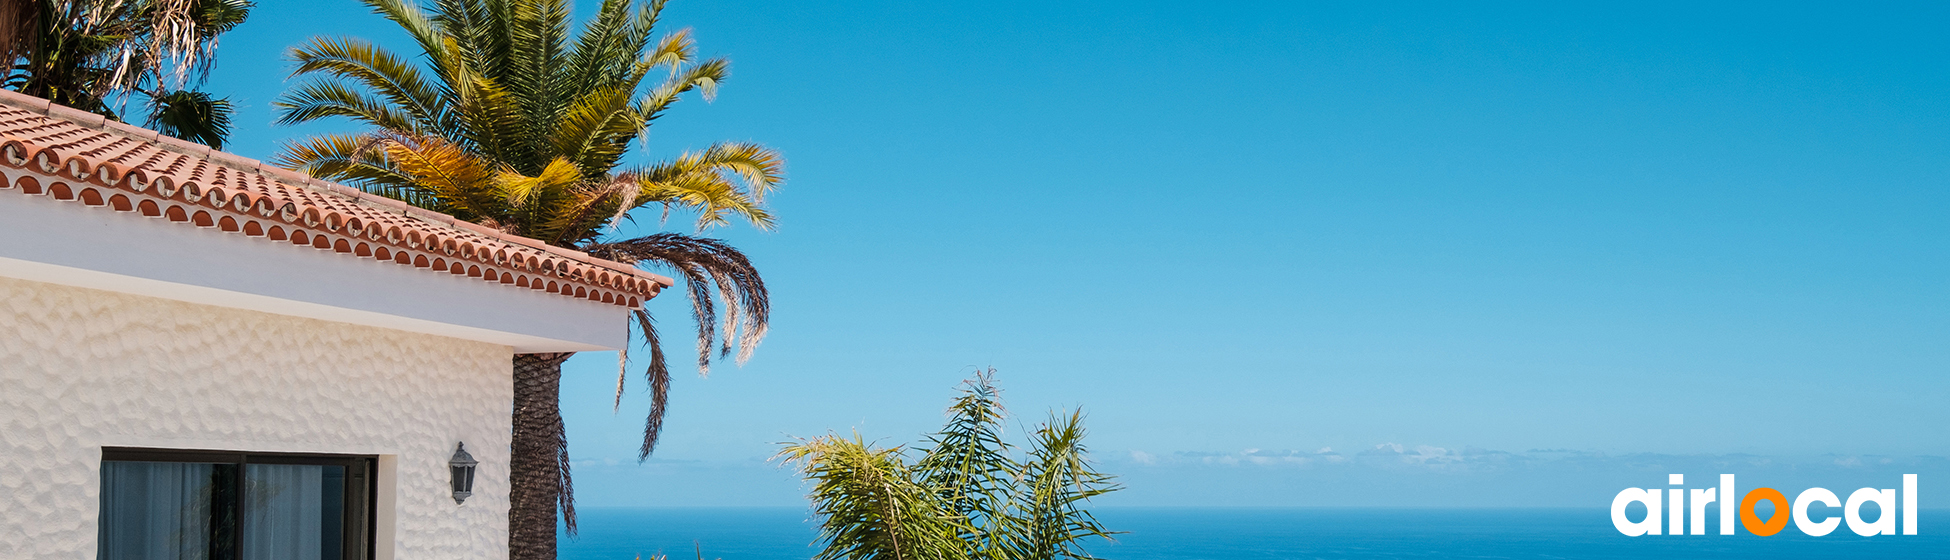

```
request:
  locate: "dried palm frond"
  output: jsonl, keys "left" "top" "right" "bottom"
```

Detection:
{"left": 586, "top": 233, "right": 769, "bottom": 369}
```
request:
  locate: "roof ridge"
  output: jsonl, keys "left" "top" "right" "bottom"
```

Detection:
{"left": 0, "top": 88, "right": 665, "bottom": 281}
{"left": 0, "top": 89, "right": 676, "bottom": 310}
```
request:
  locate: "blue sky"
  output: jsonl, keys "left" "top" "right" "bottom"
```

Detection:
{"left": 206, "top": 1, "right": 1950, "bottom": 506}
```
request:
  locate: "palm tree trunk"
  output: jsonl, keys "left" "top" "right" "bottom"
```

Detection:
{"left": 510, "top": 352, "right": 576, "bottom": 560}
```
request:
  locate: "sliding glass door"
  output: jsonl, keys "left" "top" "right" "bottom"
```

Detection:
{"left": 97, "top": 461, "right": 236, "bottom": 558}
{"left": 99, "top": 449, "right": 374, "bottom": 560}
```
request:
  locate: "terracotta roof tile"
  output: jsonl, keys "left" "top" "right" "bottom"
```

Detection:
{"left": 0, "top": 89, "right": 672, "bottom": 309}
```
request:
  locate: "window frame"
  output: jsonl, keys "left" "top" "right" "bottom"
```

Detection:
{"left": 100, "top": 447, "right": 378, "bottom": 560}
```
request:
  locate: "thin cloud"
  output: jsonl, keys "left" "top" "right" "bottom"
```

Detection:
{"left": 1115, "top": 445, "right": 1950, "bottom": 476}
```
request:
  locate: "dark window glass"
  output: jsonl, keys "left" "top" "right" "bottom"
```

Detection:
{"left": 99, "top": 450, "right": 374, "bottom": 560}
{"left": 242, "top": 464, "right": 346, "bottom": 559}
{"left": 97, "top": 462, "right": 239, "bottom": 560}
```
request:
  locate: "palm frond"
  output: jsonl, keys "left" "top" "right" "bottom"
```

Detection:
{"left": 5, "top": 0, "right": 251, "bottom": 144}
{"left": 777, "top": 435, "right": 973, "bottom": 560}
{"left": 915, "top": 370, "right": 1019, "bottom": 558}
{"left": 644, "top": 27, "right": 695, "bottom": 73}
{"left": 135, "top": 0, "right": 253, "bottom": 90}
{"left": 274, "top": 78, "right": 422, "bottom": 132}
{"left": 628, "top": 141, "right": 783, "bottom": 231}
{"left": 556, "top": 397, "right": 578, "bottom": 536}
{"left": 1013, "top": 410, "right": 1123, "bottom": 560}
{"left": 371, "top": 131, "right": 506, "bottom": 221}
{"left": 585, "top": 232, "right": 769, "bottom": 369}
{"left": 497, "top": 155, "right": 582, "bottom": 209}
{"left": 502, "top": 0, "right": 568, "bottom": 150}
{"left": 627, "top": 307, "right": 671, "bottom": 459}
{"left": 529, "top": 173, "right": 638, "bottom": 245}
{"left": 452, "top": 72, "right": 528, "bottom": 168}
{"left": 285, "top": 36, "right": 448, "bottom": 130}
{"left": 145, "top": 89, "right": 231, "bottom": 149}
{"left": 551, "top": 82, "right": 648, "bottom": 172}
{"left": 423, "top": 0, "right": 490, "bottom": 88}
{"left": 635, "top": 55, "right": 726, "bottom": 125}
{"left": 359, "top": 0, "right": 454, "bottom": 79}
{"left": 273, "top": 133, "right": 431, "bottom": 206}
{"left": 560, "top": 0, "right": 658, "bottom": 103}
{"left": 779, "top": 375, "right": 1121, "bottom": 560}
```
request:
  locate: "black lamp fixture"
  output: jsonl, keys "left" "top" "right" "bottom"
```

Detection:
{"left": 449, "top": 442, "right": 478, "bottom": 505}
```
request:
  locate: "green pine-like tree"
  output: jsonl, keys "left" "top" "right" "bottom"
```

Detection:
{"left": 779, "top": 371, "right": 1124, "bottom": 560}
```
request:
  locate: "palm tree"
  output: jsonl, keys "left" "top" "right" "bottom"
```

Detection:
{"left": 268, "top": 1, "right": 782, "bottom": 558}
{"left": 0, "top": 0, "right": 251, "bottom": 148}
{"left": 778, "top": 371, "right": 1123, "bottom": 560}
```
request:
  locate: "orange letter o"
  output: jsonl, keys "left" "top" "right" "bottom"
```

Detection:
{"left": 1741, "top": 487, "right": 1790, "bottom": 536}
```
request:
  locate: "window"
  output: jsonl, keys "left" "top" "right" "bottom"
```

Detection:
{"left": 99, "top": 448, "right": 375, "bottom": 560}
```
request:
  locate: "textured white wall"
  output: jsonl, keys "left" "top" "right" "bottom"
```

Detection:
{"left": 0, "top": 275, "right": 513, "bottom": 559}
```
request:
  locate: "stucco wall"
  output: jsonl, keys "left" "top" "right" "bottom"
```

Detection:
{"left": 0, "top": 275, "right": 514, "bottom": 559}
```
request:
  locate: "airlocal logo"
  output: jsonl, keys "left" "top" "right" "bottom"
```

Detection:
{"left": 1612, "top": 474, "right": 1918, "bottom": 537}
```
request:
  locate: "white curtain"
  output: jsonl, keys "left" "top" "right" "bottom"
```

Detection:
{"left": 98, "top": 462, "right": 215, "bottom": 560}
{"left": 242, "top": 464, "right": 325, "bottom": 560}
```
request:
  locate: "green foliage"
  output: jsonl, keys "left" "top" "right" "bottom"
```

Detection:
{"left": 269, "top": 16, "right": 780, "bottom": 549}
{"left": 271, "top": 0, "right": 780, "bottom": 462}
{"left": 0, "top": 0, "right": 251, "bottom": 145}
{"left": 779, "top": 371, "right": 1124, "bottom": 560}
{"left": 271, "top": 0, "right": 783, "bottom": 243}
{"left": 778, "top": 435, "right": 969, "bottom": 560}
{"left": 145, "top": 89, "right": 231, "bottom": 149}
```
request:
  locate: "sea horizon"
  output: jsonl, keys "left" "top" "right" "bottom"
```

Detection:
{"left": 561, "top": 506, "right": 1950, "bottom": 560}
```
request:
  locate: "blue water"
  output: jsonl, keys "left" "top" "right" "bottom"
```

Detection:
{"left": 560, "top": 507, "right": 1950, "bottom": 560}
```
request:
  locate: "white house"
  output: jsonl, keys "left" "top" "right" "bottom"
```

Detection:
{"left": 0, "top": 89, "right": 672, "bottom": 559}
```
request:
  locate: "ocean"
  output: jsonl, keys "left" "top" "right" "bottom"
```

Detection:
{"left": 558, "top": 507, "right": 1950, "bottom": 559}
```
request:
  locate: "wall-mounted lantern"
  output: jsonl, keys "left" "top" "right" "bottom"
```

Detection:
{"left": 450, "top": 442, "right": 478, "bottom": 505}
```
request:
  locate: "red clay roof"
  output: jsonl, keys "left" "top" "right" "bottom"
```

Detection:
{"left": 0, "top": 89, "right": 672, "bottom": 309}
